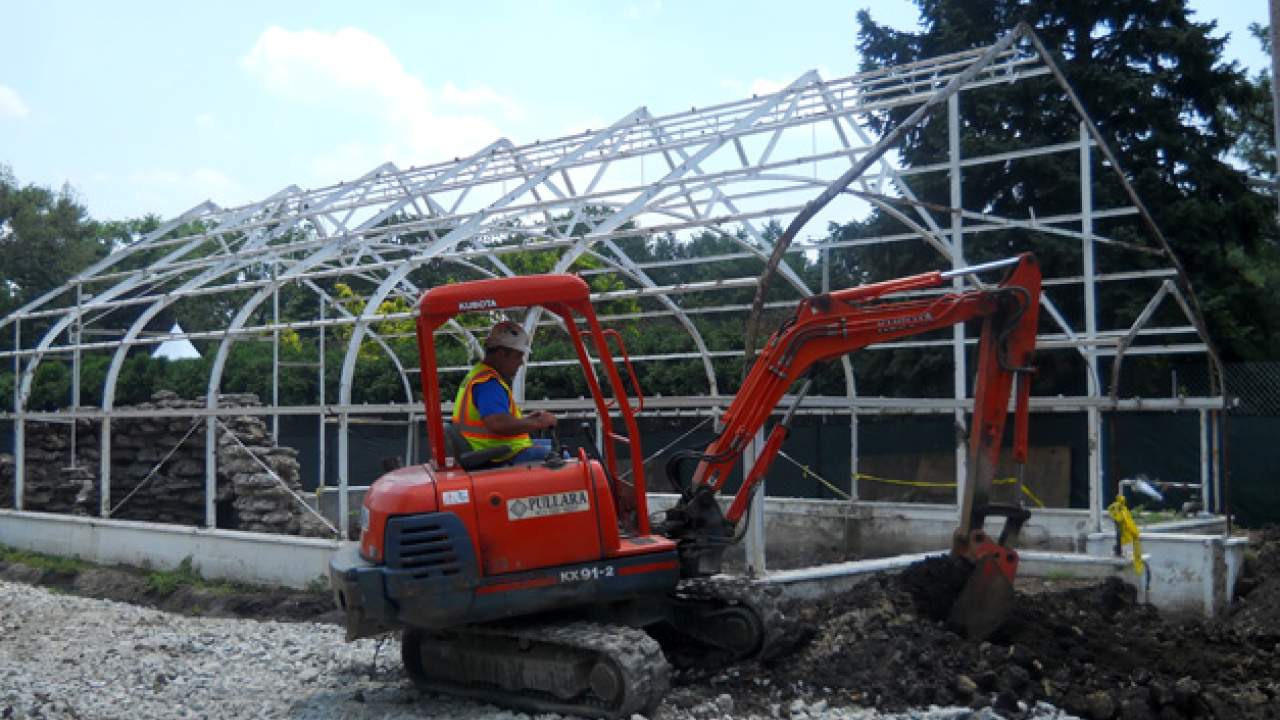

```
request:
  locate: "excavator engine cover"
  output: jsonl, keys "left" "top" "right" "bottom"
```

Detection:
{"left": 948, "top": 540, "right": 1019, "bottom": 641}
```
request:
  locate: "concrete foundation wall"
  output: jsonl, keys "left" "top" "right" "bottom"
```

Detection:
{"left": 0, "top": 509, "right": 337, "bottom": 589}
{"left": 2, "top": 493, "right": 1244, "bottom": 618}
{"left": 1085, "top": 531, "right": 1246, "bottom": 618}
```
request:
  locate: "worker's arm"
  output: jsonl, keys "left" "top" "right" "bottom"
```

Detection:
{"left": 481, "top": 410, "right": 557, "bottom": 435}
{"left": 472, "top": 378, "right": 557, "bottom": 435}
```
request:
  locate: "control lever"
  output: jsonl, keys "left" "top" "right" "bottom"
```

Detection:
{"left": 544, "top": 419, "right": 566, "bottom": 468}
{"left": 578, "top": 421, "right": 604, "bottom": 464}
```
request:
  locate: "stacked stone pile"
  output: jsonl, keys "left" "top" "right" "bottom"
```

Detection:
{"left": 105, "top": 391, "right": 210, "bottom": 524}
{"left": 0, "top": 453, "right": 14, "bottom": 508}
{"left": 216, "top": 411, "right": 328, "bottom": 536}
{"left": 0, "top": 417, "right": 99, "bottom": 514}
{"left": 0, "top": 391, "right": 329, "bottom": 537}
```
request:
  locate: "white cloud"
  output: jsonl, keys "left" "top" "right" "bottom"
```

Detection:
{"left": 0, "top": 85, "right": 30, "bottom": 118}
{"left": 194, "top": 113, "right": 216, "bottom": 130}
{"left": 440, "top": 82, "right": 525, "bottom": 121}
{"left": 241, "top": 26, "right": 519, "bottom": 180}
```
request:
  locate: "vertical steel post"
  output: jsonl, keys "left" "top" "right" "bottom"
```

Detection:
{"left": 1199, "top": 409, "right": 1210, "bottom": 511}
{"left": 338, "top": 411, "right": 350, "bottom": 540}
{"left": 948, "top": 93, "right": 968, "bottom": 513}
{"left": 404, "top": 419, "right": 414, "bottom": 468}
{"left": 205, "top": 411, "right": 217, "bottom": 528}
{"left": 1210, "top": 411, "right": 1222, "bottom": 514}
{"left": 849, "top": 418, "right": 859, "bottom": 502}
{"left": 100, "top": 418, "right": 112, "bottom": 517}
{"left": 743, "top": 427, "right": 766, "bottom": 575}
{"left": 318, "top": 299, "right": 326, "bottom": 489}
{"left": 13, "top": 321, "right": 23, "bottom": 510}
{"left": 71, "top": 282, "right": 81, "bottom": 464}
{"left": 1082, "top": 122, "right": 1104, "bottom": 532}
{"left": 271, "top": 263, "right": 280, "bottom": 444}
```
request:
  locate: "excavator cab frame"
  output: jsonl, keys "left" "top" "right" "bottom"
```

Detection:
{"left": 416, "top": 273, "right": 653, "bottom": 533}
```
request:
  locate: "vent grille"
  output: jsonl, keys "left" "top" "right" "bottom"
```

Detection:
{"left": 384, "top": 516, "right": 463, "bottom": 578}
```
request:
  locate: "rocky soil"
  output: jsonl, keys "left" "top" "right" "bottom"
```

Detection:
{"left": 3, "top": 528, "right": 1279, "bottom": 719}
{"left": 697, "top": 528, "right": 1280, "bottom": 720}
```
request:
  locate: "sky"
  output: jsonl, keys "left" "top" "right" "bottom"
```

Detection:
{"left": 0, "top": 1, "right": 1271, "bottom": 223}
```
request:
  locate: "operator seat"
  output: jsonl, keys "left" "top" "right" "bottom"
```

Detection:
{"left": 442, "top": 423, "right": 511, "bottom": 471}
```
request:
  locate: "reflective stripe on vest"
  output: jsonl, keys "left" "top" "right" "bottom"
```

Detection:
{"left": 451, "top": 362, "right": 532, "bottom": 460}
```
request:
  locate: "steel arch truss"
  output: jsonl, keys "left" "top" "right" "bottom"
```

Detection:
{"left": 2, "top": 25, "right": 1224, "bottom": 534}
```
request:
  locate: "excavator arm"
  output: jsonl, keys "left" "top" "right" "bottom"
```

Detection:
{"left": 661, "top": 253, "right": 1041, "bottom": 634}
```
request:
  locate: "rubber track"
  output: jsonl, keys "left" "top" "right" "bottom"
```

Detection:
{"left": 403, "top": 621, "right": 670, "bottom": 719}
{"left": 673, "top": 575, "right": 789, "bottom": 660}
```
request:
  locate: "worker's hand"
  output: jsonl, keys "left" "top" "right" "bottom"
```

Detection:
{"left": 526, "top": 410, "right": 557, "bottom": 430}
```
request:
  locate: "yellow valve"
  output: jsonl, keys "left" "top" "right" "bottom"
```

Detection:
{"left": 1106, "top": 493, "right": 1145, "bottom": 575}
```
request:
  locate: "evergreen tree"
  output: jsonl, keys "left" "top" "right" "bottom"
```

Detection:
{"left": 854, "top": 0, "right": 1280, "bottom": 368}
{"left": 1226, "top": 24, "right": 1275, "bottom": 181}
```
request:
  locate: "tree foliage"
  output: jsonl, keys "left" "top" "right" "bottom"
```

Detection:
{"left": 1226, "top": 24, "right": 1275, "bottom": 179}
{"left": 854, "top": 0, "right": 1280, "bottom": 367}
{"left": 0, "top": 165, "right": 110, "bottom": 317}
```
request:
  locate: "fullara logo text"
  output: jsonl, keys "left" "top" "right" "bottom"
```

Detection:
{"left": 877, "top": 311, "right": 933, "bottom": 333}
{"left": 507, "top": 490, "right": 590, "bottom": 521}
{"left": 458, "top": 298, "right": 498, "bottom": 311}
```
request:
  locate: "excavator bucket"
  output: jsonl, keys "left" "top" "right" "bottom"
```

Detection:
{"left": 947, "top": 542, "right": 1019, "bottom": 640}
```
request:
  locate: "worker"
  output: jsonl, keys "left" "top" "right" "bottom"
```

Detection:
{"left": 452, "top": 320, "right": 558, "bottom": 464}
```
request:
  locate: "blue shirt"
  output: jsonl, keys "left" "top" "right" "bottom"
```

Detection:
{"left": 472, "top": 377, "right": 511, "bottom": 418}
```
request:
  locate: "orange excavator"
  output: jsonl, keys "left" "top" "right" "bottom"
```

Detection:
{"left": 329, "top": 252, "right": 1042, "bottom": 718}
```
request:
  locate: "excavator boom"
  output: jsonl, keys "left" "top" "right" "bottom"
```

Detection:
{"left": 663, "top": 253, "right": 1042, "bottom": 637}
{"left": 685, "top": 254, "right": 1040, "bottom": 515}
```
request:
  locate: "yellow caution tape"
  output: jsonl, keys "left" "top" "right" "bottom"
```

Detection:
{"left": 853, "top": 472, "right": 956, "bottom": 489}
{"left": 852, "top": 472, "right": 1046, "bottom": 508}
{"left": 798, "top": 463, "right": 852, "bottom": 501}
{"left": 1008, "top": 481, "right": 1047, "bottom": 509}
{"left": 774, "top": 451, "right": 853, "bottom": 501}
{"left": 1106, "top": 493, "right": 1145, "bottom": 575}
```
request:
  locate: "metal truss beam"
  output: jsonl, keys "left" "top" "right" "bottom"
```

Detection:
{"left": 3, "top": 25, "right": 1225, "bottom": 530}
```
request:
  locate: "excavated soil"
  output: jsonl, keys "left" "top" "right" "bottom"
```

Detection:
{"left": 5, "top": 529, "right": 1280, "bottom": 719}
{"left": 668, "top": 528, "right": 1280, "bottom": 720}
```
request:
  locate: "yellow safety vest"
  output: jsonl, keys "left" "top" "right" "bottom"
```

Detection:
{"left": 451, "top": 363, "right": 532, "bottom": 461}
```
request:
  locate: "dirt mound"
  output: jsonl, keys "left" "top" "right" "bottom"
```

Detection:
{"left": 677, "top": 538, "right": 1280, "bottom": 719}
{"left": 1223, "top": 527, "right": 1280, "bottom": 642}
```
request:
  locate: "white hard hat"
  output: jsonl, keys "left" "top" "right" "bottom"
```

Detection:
{"left": 484, "top": 320, "right": 532, "bottom": 354}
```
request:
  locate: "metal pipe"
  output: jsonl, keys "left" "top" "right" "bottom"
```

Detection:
{"left": 939, "top": 255, "right": 1022, "bottom": 280}
{"left": 949, "top": 91, "right": 969, "bottom": 513}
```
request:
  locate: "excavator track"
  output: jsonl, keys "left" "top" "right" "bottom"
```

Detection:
{"left": 401, "top": 621, "right": 670, "bottom": 719}
{"left": 669, "top": 575, "right": 789, "bottom": 661}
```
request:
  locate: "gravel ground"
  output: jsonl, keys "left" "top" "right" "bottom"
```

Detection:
{"left": 0, "top": 580, "right": 1080, "bottom": 720}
